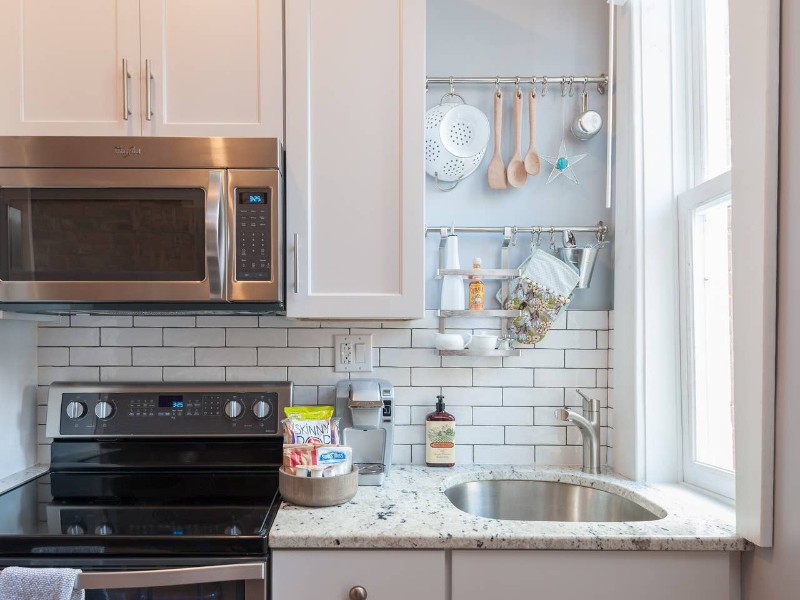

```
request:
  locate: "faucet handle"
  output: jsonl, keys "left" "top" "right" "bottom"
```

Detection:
{"left": 575, "top": 389, "right": 600, "bottom": 414}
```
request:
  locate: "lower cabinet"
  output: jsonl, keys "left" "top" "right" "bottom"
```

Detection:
{"left": 271, "top": 550, "right": 447, "bottom": 600}
{"left": 451, "top": 550, "right": 741, "bottom": 600}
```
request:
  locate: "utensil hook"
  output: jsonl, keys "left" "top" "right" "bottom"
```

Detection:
{"left": 530, "top": 76, "right": 537, "bottom": 98}
{"left": 515, "top": 76, "right": 521, "bottom": 99}
{"left": 495, "top": 76, "right": 501, "bottom": 98}
{"left": 568, "top": 76, "right": 575, "bottom": 97}
{"left": 449, "top": 76, "right": 455, "bottom": 96}
{"left": 561, "top": 77, "right": 568, "bottom": 98}
{"left": 530, "top": 228, "right": 541, "bottom": 253}
{"left": 541, "top": 76, "right": 549, "bottom": 97}
{"left": 549, "top": 227, "right": 557, "bottom": 252}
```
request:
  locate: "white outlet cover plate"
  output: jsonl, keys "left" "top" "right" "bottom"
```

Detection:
{"left": 334, "top": 334, "right": 374, "bottom": 372}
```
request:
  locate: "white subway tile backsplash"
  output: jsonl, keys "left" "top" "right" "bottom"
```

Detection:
{"left": 288, "top": 329, "right": 346, "bottom": 347}
{"left": 472, "top": 407, "right": 533, "bottom": 426}
{"left": 40, "top": 328, "right": 99, "bottom": 347}
{"left": 225, "top": 367, "right": 288, "bottom": 381}
{"left": 133, "top": 347, "right": 194, "bottom": 366}
{"left": 196, "top": 348, "right": 256, "bottom": 366}
{"left": 473, "top": 368, "right": 532, "bottom": 387}
{"left": 226, "top": 329, "right": 288, "bottom": 347}
{"left": 567, "top": 311, "right": 609, "bottom": 330}
{"left": 163, "top": 366, "right": 225, "bottom": 382}
{"left": 503, "top": 387, "right": 564, "bottom": 407}
{"left": 392, "top": 445, "right": 412, "bottom": 464}
{"left": 34, "top": 309, "right": 612, "bottom": 465}
{"left": 164, "top": 328, "right": 224, "bottom": 347}
{"left": 197, "top": 316, "right": 258, "bottom": 328}
{"left": 412, "top": 368, "right": 471, "bottom": 387}
{"left": 100, "top": 366, "right": 162, "bottom": 382}
{"left": 473, "top": 445, "right": 536, "bottom": 465}
{"left": 502, "top": 349, "right": 564, "bottom": 368}
{"left": 535, "top": 368, "right": 595, "bottom": 388}
{"left": 506, "top": 426, "right": 565, "bottom": 445}
{"left": 70, "top": 347, "right": 131, "bottom": 366}
{"left": 380, "top": 348, "right": 441, "bottom": 368}
{"left": 565, "top": 350, "right": 609, "bottom": 368}
{"left": 257, "top": 347, "right": 318, "bottom": 366}
{"left": 102, "top": 328, "right": 162, "bottom": 347}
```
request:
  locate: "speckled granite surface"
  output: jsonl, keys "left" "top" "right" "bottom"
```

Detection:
{"left": 0, "top": 464, "right": 48, "bottom": 494}
{"left": 270, "top": 465, "right": 749, "bottom": 551}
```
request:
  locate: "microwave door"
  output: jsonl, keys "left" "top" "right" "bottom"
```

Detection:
{"left": 0, "top": 168, "right": 225, "bottom": 303}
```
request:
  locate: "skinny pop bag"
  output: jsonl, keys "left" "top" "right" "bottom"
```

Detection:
{"left": 282, "top": 406, "right": 341, "bottom": 445}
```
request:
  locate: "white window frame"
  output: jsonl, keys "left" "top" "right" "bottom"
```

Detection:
{"left": 677, "top": 171, "right": 735, "bottom": 499}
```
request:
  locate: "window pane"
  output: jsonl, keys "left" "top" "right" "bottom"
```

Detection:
{"left": 701, "top": 0, "right": 732, "bottom": 181}
{"left": 691, "top": 197, "right": 734, "bottom": 471}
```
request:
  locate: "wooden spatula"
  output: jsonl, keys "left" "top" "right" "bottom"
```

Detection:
{"left": 487, "top": 90, "right": 508, "bottom": 190}
{"left": 507, "top": 89, "right": 527, "bottom": 188}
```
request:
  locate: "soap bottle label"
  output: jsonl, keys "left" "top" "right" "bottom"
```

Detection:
{"left": 426, "top": 421, "right": 456, "bottom": 464}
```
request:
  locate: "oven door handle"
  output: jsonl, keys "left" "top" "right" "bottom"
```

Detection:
{"left": 75, "top": 562, "right": 265, "bottom": 591}
{"left": 206, "top": 170, "right": 226, "bottom": 300}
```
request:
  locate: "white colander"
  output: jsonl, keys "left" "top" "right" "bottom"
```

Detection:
{"left": 439, "top": 104, "right": 490, "bottom": 158}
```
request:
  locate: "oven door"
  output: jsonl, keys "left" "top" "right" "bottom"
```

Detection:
{"left": 0, "top": 168, "right": 225, "bottom": 302}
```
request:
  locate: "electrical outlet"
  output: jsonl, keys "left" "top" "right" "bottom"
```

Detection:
{"left": 334, "top": 334, "right": 373, "bottom": 372}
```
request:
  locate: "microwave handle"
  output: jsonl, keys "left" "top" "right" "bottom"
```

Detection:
{"left": 75, "top": 562, "right": 265, "bottom": 591}
{"left": 206, "top": 171, "right": 225, "bottom": 300}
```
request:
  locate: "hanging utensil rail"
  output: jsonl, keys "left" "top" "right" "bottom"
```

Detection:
{"left": 425, "top": 221, "right": 608, "bottom": 238}
{"left": 426, "top": 75, "right": 608, "bottom": 95}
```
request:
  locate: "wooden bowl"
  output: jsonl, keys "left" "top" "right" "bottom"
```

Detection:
{"left": 279, "top": 466, "right": 359, "bottom": 507}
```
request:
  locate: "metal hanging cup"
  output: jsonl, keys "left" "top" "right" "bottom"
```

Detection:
{"left": 571, "top": 88, "right": 603, "bottom": 140}
{"left": 559, "top": 246, "right": 602, "bottom": 289}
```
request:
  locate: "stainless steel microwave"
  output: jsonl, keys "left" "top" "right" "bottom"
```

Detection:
{"left": 0, "top": 137, "right": 283, "bottom": 313}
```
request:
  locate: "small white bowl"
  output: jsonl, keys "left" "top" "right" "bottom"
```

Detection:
{"left": 468, "top": 334, "right": 498, "bottom": 351}
{"left": 433, "top": 332, "right": 472, "bottom": 350}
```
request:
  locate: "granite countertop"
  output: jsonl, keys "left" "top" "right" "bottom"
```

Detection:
{"left": 270, "top": 465, "right": 750, "bottom": 551}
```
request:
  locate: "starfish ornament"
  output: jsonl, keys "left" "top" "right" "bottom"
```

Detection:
{"left": 541, "top": 139, "right": 587, "bottom": 184}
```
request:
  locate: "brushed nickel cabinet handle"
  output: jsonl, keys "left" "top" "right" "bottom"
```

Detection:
{"left": 293, "top": 233, "right": 300, "bottom": 294}
{"left": 145, "top": 59, "right": 154, "bottom": 121}
{"left": 349, "top": 586, "right": 367, "bottom": 600}
{"left": 122, "top": 59, "right": 132, "bottom": 120}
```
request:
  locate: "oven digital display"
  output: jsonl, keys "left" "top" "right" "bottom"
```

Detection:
{"left": 158, "top": 395, "right": 184, "bottom": 409}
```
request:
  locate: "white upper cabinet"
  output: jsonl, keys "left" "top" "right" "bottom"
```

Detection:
{"left": 139, "top": 0, "right": 283, "bottom": 137}
{"left": 0, "top": 0, "right": 141, "bottom": 136}
{"left": 0, "top": 0, "right": 282, "bottom": 138}
{"left": 285, "top": 0, "right": 425, "bottom": 319}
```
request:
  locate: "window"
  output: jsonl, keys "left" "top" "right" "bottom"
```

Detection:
{"left": 678, "top": 0, "right": 734, "bottom": 498}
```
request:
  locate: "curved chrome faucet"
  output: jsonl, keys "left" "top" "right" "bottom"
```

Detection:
{"left": 555, "top": 389, "right": 601, "bottom": 474}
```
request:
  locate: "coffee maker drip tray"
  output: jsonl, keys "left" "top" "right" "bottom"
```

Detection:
{"left": 355, "top": 463, "right": 386, "bottom": 485}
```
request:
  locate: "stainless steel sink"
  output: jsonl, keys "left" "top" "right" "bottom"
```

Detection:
{"left": 444, "top": 480, "right": 663, "bottom": 522}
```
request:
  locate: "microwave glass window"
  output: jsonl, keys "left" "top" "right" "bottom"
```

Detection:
{"left": 0, "top": 188, "right": 206, "bottom": 281}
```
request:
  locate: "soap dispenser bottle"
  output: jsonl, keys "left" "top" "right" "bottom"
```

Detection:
{"left": 426, "top": 395, "right": 456, "bottom": 467}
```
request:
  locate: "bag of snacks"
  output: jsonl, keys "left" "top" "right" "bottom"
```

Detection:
{"left": 282, "top": 406, "right": 340, "bottom": 445}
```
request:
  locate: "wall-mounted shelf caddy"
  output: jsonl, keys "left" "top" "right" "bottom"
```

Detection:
{"left": 425, "top": 222, "right": 608, "bottom": 357}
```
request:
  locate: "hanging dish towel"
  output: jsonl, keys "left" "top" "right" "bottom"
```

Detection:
{"left": 499, "top": 248, "right": 580, "bottom": 344}
{"left": 0, "top": 567, "right": 84, "bottom": 600}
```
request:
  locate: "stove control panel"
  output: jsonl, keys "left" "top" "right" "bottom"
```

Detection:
{"left": 49, "top": 383, "right": 292, "bottom": 438}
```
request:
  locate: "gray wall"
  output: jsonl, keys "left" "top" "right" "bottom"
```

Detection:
{"left": 741, "top": 2, "right": 800, "bottom": 596}
{"left": 425, "top": 0, "right": 613, "bottom": 310}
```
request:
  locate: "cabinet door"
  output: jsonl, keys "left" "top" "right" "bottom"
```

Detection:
{"left": 285, "top": 0, "right": 425, "bottom": 319}
{"left": 272, "top": 550, "right": 446, "bottom": 600}
{"left": 0, "top": 0, "right": 141, "bottom": 136}
{"left": 139, "top": 0, "right": 283, "bottom": 138}
{"left": 451, "top": 550, "right": 740, "bottom": 600}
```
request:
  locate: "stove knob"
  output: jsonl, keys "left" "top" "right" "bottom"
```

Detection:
{"left": 94, "top": 401, "right": 115, "bottom": 420}
{"left": 95, "top": 523, "right": 114, "bottom": 536}
{"left": 65, "top": 401, "right": 87, "bottom": 420}
{"left": 251, "top": 399, "right": 271, "bottom": 420}
{"left": 224, "top": 399, "right": 244, "bottom": 420}
{"left": 66, "top": 523, "right": 85, "bottom": 536}
{"left": 225, "top": 525, "right": 242, "bottom": 536}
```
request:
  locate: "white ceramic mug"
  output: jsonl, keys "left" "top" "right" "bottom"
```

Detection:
{"left": 468, "top": 333, "right": 498, "bottom": 351}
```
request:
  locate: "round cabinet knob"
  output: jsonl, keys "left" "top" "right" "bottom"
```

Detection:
{"left": 251, "top": 400, "right": 271, "bottom": 420}
{"left": 65, "top": 401, "right": 87, "bottom": 420}
{"left": 94, "top": 523, "right": 114, "bottom": 536}
{"left": 66, "top": 524, "right": 85, "bottom": 536}
{"left": 225, "top": 525, "right": 242, "bottom": 536}
{"left": 349, "top": 586, "right": 367, "bottom": 600}
{"left": 94, "top": 401, "right": 115, "bottom": 420}
{"left": 224, "top": 399, "right": 244, "bottom": 420}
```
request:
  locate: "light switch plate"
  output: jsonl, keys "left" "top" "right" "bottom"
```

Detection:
{"left": 334, "top": 334, "right": 373, "bottom": 372}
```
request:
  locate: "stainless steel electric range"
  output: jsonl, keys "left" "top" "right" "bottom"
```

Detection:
{"left": 0, "top": 381, "right": 292, "bottom": 600}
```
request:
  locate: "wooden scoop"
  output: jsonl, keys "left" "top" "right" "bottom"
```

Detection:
{"left": 487, "top": 90, "right": 508, "bottom": 189}
{"left": 506, "top": 89, "right": 527, "bottom": 188}
{"left": 524, "top": 90, "right": 541, "bottom": 176}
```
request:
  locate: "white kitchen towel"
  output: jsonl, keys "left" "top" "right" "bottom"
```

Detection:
{"left": 0, "top": 567, "right": 84, "bottom": 600}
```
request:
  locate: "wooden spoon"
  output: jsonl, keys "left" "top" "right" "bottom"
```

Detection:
{"left": 487, "top": 90, "right": 507, "bottom": 190}
{"left": 524, "top": 90, "right": 541, "bottom": 175}
{"left": 507, "top": 89, "right": 527, "bottom": 188}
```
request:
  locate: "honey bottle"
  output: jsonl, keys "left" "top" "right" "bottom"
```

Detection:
{"left": 468, "top": 257, "right": 485, "bottom": 310}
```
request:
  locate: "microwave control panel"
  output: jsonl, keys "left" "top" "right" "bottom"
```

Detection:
{"left": 235, "top": 189, "right": 272, "bottom": 281}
